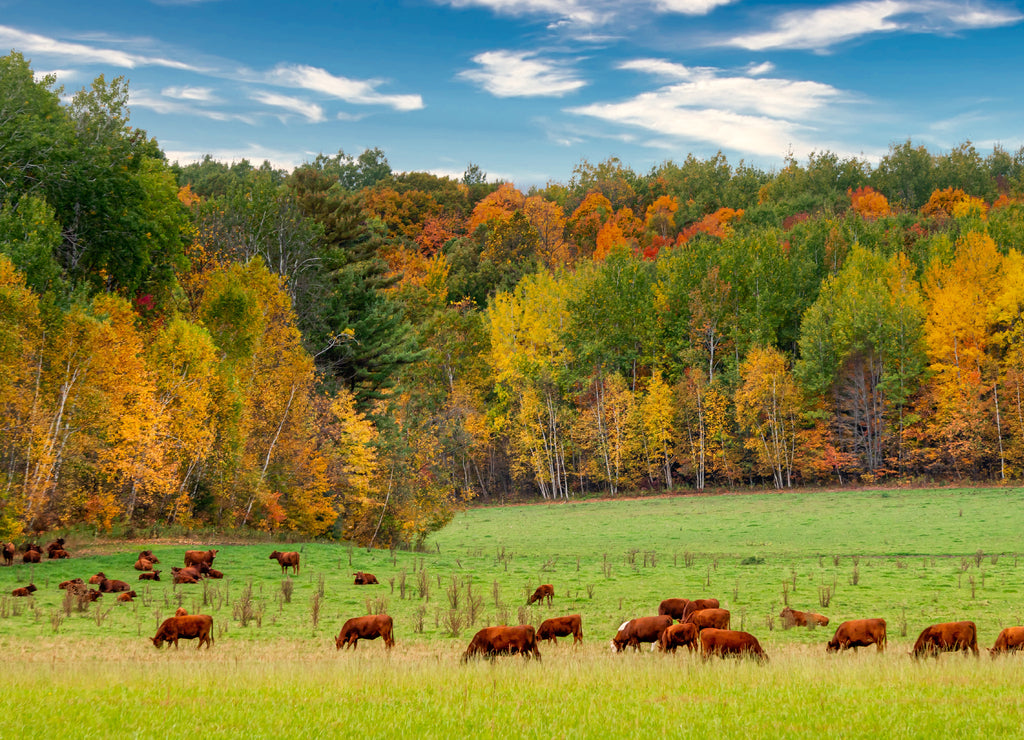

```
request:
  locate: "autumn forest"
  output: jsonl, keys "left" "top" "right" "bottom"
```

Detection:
{"left": 3, "top": 52, "right": 1024, "bottom": 545}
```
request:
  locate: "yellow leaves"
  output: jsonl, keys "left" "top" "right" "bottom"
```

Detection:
{"left": 921, "top": 187, "right": 987, "bottom": 220}
{"left": 176, "top": 184, "right": 200, "bottom": 206}
{"left": 467, "top": 183, "right": 526, "bottom": 234}
{"left": 848, "top": 186, "right": 890, "bottom": 219}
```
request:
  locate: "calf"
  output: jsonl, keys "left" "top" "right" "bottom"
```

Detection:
{"left": 117, "top": 591, "right": 138, "bottom": 602}
{"left": 353, "top": 571, "right": 378, "bottom": 585}
{"left": 527, "top": 584, "right": 554, "bottom": 607}
{"left": 684, "top": 608, "right": 731, "bottom": 632}
{"left": 536, "top": 614, "right": 583, "bottom": 645}
{"left": 912, "top": 621, "right": 979, "bottom": 659}
{"left": 2, "top": 542, "right": 14, "bottom": 566}
{"left": 59, "top": 578, "right": 85, "bottom": 589}
{"left": 269, "top": 551, "right": 300, "bottom": 575}
{"left": 700, "top": 628, "right": 768, "bottom": 662}
{"left": 658, "top": 622, "right": 699, "bottom": 653}
{"left": 780, "top": 607, "right": 829, "bottom": 629}
{"left": 827, "top": 619, "right": 887, "bottom": 653}
{"left": 98, "top": 577, "right": 132, "bottom": 593}
{"left": 990, "top": 627, "right": 1024, "bottom": 657}
{"left": 206, "top": 568, "right": 224, "bottom": 579}
{"left": 138, "top": 570, "right": 161, "bottom": 581}
{"left": 335, "top": 614, "right": 395, "bottom": 650}
{"left": 11, "top": 584, "right": 37, "bottom": 597}
{"left": 150, "top": 615, "right": 214, "bottom": 649}
{"left": 612, "top": 616, "right": 673, "bottom": 652}
{"left": 462, "top": 625, "right": 541, "bottom": 662}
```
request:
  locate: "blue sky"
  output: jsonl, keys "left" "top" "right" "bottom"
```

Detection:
{"left": 3, "top": 0, "right": 1023, "bottom": 188}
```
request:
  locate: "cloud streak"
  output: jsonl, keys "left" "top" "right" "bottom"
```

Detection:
{"left": 459, "top": 50, "right": 586, "bottom": 97}
{"left": 266, "top": 63, "right": 424, "bottom": 111}
{"left": 0, "top": 24, "right": 200, "bottom": 70}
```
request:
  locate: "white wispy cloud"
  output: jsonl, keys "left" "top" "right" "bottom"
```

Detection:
{"left": 618, "top": 58, "right": 693, "bottom": 80}
{"left": 250, "top": 91, "right": 326, "bottom": 123}
{"left": 569, "top": 63, "right": 849, "bottom": 158}
{"left": 440, "top": 0, "right": 734, "bottom": 25}
{"left": 0, "top": 24, "right": 200, "bottom": 70}
{"left": 161, "top": 85, "right": 218, "bottom": 102}
{"left": 727, "top": 0, "right": 1022, "bottom": 52}
{"left": 652, "top": 0, "right": 737, "bottom": 14}
{"left": 130, "top": 89, "right": 255, "bottom": 124}
{"left": 459, "top": 50, "right": 586, "bottom": 97}
{"left": 267, "top": 63, "right": 424, "bottom": 111}
{"left": 746, "top": 61, "right": 775, "bottom": 76}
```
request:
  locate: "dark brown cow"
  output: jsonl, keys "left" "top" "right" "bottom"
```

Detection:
{"left": 22, "top": 550, "right": 40, "bottom": 564}
{"left": 780, "top": 607, "right": 830, "bottom": 629}
{"left": 826, "top": 618, "right": 887, "bottom": 653}
{"left": 462, "top": 625, "right": 541, "bottom": 662}
{"left": 11, "top": 584, "right": 37, "bottom": 597}
{"left": 990, "top": 627, "right": 1024, "bottom": 657}
{"left": 334, "top": 614, "right": 395, "bottom": 650}
{"left": 700, "top": 628, "right": 768, "bottom": 662}
{"left": 139, "top": 550, "right": 160, "bottom": 563}
{"left": 46, "top": 538, "right": 65, "bottom": 556}
{"left": 183, "top": 549, "right": 218, "bottom": 567}
{"left": 658, "top": 622, "right": 700, "bottom": 653}
{"left": 912, "top": 621, "right": 979, "bottom": 659}
{"left": 88, "top": 572, "right": 107, "bottom": 584}
{"left": 680, "top": 598, "right": 721, "bottom": 620}
{"left": 269, "top": 551, "right": 300, "bottom": 575}
{"left": 537, "top": 614, "right": 583, "bottom": 645}
{"left": 2, "top": 542, "right": 14, "bottom": 566}
{"left": 353, "top": 571, "right": 379, "bottom": 585}
{"left": 98, "top": 577, "right": 131, "bottom": 593}
{"left": 527, "top": 584, "right": 554, "bottom": 606}
{"left": 172, "top": 564, "right": 208, "bottom": 580}
{"left": 172, "top": 570, "right": 198, "bottom": 584}
{"left": 150, "top": 614, "right": 214, "bottom": 649}
{"left": 138, "top": 570, "right": 161, "bottom": 581}
{"left": 50, "top": 549, "right": 70, "bottom": 559}
{"left": 684, "top": 608, "right": 731, "bottom": 631}
{"left": 658, "top": 598, "right": 691, "bottom": 620}
{"left": 117, "top": 591, "right": 138, "bottom": 602}
{"left": 59, "top": 578, "right": 84, "bottom": 589}
{"left": 612, "top": 615, "right": 674, "bottom": 652}
{"left": 206, "top": 568, "right": 224, "bottom": 579}
{"left": 134, "top": 558, "right": 155, "bottom": 571}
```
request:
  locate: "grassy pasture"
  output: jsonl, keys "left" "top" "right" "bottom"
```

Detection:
{"left": 2, "top": 487, "right": 1024, "bottom": 737}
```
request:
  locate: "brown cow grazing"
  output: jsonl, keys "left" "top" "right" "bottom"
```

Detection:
{"left": 680, "top": 598, "right": 721, "bottom": 620}
{"left": 827, "top": 619, "right": 887, "bottom": 653}
{"left": 990, "top": 627, "right": 1024, "bottom": 657}
{"left": 658, "top": 622, "right": 700, "bottom": 653}
{"left": 134, "top": 558, "right": 155, "bottom": 571}
{"left": 700, "top": 628, "right": 768, "bottom": 663}
{"left": 98, "top": 577, "right": 132, "bottom": 593}
{"left": 537, "top": 615, "right": 583, "bottom": 645}
{"left": 59, "top": 578, "right": 85, "bottom": 589}
{"left": 912, "top": 621, "right": 979, "bottom": 659}
{"left": 269, "top": 551, "right": 300, "bottom": 575}
{"left": 117, "top": 591, "right": 138, "bottom": 602}
{"left": 353, "top": 571, "right": 379, "bottom": 585}
{"left": 527, "top": 584, "right": 554, "bottom": 606}
{"left": 88, "top": 572, "right": 106, "bottom": 585}
{"left": 612, "top": 615, "right": 674, "bottom": 652}
{"left": 780, "top": 607, "right": 830, "bottom": 629}
{"left": 2, "top": 542, "right": 14, "bottom": 566}
{"left": 150, "top": 614, "right": 214, "bottom": 649}
{"left": 138, "top": 570, "right": 161, "bottom": 581}
{"left": 183, "top": 549, "right": 218, "bottom": 567}
{"left": 334, "top": 614, "right": 395, "bottom": 650}
{"left": 658, "top": 598, "right": 691, "bottom": 621}
{"left": 462, "top": 625, "right": 541, "bottom": 662}
{"left": 139, "top": 550, "right": 160, "bottom": 563}
{"left": 22, "top": 550, "right": 40, "bottom": 564}
{"left": 11, "top": 584, "right": 37, "bottom": 597}
{"left": 175, "top": 607, "right": 189, "bottom": 617}
{"left": 684, "top": 608, "right": 731, "bottom": 632}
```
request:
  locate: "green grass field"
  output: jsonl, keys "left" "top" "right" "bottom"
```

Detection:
{"left": 2, "top": 487, "right": 1024, "bottom": 737}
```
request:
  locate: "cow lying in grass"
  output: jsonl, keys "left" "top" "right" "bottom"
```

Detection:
{"left": 151, "top": 615, "right": 214, "bottom": 649}
{"left": 11, "top": 584, "right": 37, "bottom": 597}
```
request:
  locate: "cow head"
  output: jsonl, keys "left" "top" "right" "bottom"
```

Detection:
{"left": 269, "top": 551, "right": 281, "bottom": 559}
{"left": 825, "top": 640, "right": 839, "bottom": 653}
{"left": 151, "top": 636, "right": 165, "bottom": 648}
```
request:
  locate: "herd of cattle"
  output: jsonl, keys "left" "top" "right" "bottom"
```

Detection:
{"left": 5, "top": 540, "right": 1024, "bottom": 662}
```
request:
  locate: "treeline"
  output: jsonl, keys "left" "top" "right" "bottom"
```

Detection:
{"left": 3, "top": 52, "right": 1024, "bottom": 543}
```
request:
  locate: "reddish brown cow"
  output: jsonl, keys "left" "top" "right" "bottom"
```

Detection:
{"left": 138, "top": 570, "right": 161, "bottom": 581}
{"left": 2, "top": 542, "right": 14, "bottom": 566}
{"left": 139, "top": 550, "right": 160, "bottom": 563}
{"left": 150, "top": 615, "right": 214, "bottom": 649}
{"left": 680, "top": 598, "right": 721, "bottom": 620}
{"left": 462, "top": 625, "right": 541, "bottom": 662}
{"left": 117, "top": 591, "right": 138, "bottom": 602}
{"left": 59, "top": 578, "right": 85, "bottom": 589}
{"left": 537, "top": 614, "right": 583, "bottom": 645}
{"left": 88, "top": 572, "right": 106, "bottom": 584}
{"left": 684, "top": 608, "right": 731, "bottom": 632}
{"left": 183, "top": 549, "right": 218, "bottom": 567}
{"left": 98, "top": 578, "right": 131, "bottom": 593}
{"left": 50, "top": 549, "right": 70, "bottom": 559}
{"left": 658, "top": 598, "right": 691, "bottom": 620}
{"left": 912, "top": 621, "right": 979, "bottom": 659}
{"left": 658, "top": 622, "right": 700, "bottom": 653}
{"left": 46, "top": 538, "right": 65, "bottom": 556}
{"left": 700, "top": 628, "right": 768, "bottom": 662}
{"left": 353, "top": 571, "right": 379, "bottom": 585}
{"left": 527, "top": 584, "right": 554, "bottom": 606}
{"left": 990, "top": 627, "right": 1024, "bottom": 657}
{"left": 780, "top": 607, "right": 830, "bottom": 629}
{"left": 134, "top": 558, "right": 155, "bottom": 571}
{"left": 172, "top": 571, "right": 198, "bottom": 584}
{"left": 612, "top": 615, "right": 674, "bottom": 652}
{"left": 22, "top": 550, "right": 40, "bottom": 564}
{"left": 175, "top": 607, "right": 189, "bottom": 617}
{"left": 172, "top": 565, "right": 208, "bottom": 580}
{"left": 11, "top": 584, "right": 37, "bottom": 597}
{"left": 269, "top": 551, "right": 300, "bottom": 575}
{"left": 206, "top": 568, "right": 223, "bottom": 579}
{"left": 826, "top": 619, "right": 887, "bottom": 653}
{"left": 334, "top": 614, "right": 395, "bottom": 650}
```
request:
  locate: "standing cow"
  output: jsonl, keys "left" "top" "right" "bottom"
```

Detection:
{"left": 269, "top": 551, "right": 300, "bottom": 575}
{"left": 527, "top": 584, "right": 554, "bottom": 606}
{"left": 990, "top": 627, "right": 1024, "bottom": 657}
{"left": 700, "top": 628, "right": 768, "bottom": 662}
{"left": 462, "top": 625, "right": 541, "bottom": 662}
{"left": 658, "top": 623, "right": 699, "bottom": 653}
{"left": 335, "top": 615, "right": 394, "bottom": 650}
{"left": 536, "top": 614, "right": 583, "bottom": 645}
{"left": 150, "top": 615, "right": 214, "bottom": 649}
{"left": 612, "top": 616, "right": 673, "bottom": 652}
{"left": 2, "top": 542, "right": 14, "bottom": 566}
{"left": 827, "top": 619, "right": 887, "bottom": 653}
{"left": 911, "top": 621, "right": 979, "bottom": 659}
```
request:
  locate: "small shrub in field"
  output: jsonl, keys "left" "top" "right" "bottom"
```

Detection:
{"left": 413, "top": 606, "right": 426, "bottom": 633}
{"left": 447, "top": 576, "right": 460, "bottom": 609}
{"left": 399, "top": 569, "right": 408, "bottom": 599}
{"left": 818, "top": 584, "right": 833, "bottom": 608}
{"left": 234, "top": 582, "right": 257, "bottom": 627}
{"left": 50, "top": 608, "right": 63, "bottom": 633}
{"left": 586, "top": 584, "right": 595, "bottom": 599}
{"left": 704, "top": 566, "right": 711, "bottom": 588}
{"left": 417, "top": 569, "right": 430, "bottom": 600}
{"left": 898, "top": 607, "right": 908, "bottom": 637}
{"left": 975, "top": 549, "right": 984, "bottom": 567}
{"left": 388, "top": 577, "right": 395, "bottom": 594}
{"left": 969, "top": 575, "right": 976, "bottom": 599}
{"left": 766, "top": 612, "right": 775, "bottom": 631}
{"left": 833, "top": 554, "right": 841, "bottom": 566}
{"left": 492, "top": 580, "right": 501, "bottom": 608}
{"left": 317, "top": 574, "right": 325, "bottom": 599}
{"left": 684, "top": 551, "right": 696, "bottom": 568}
{"left": 740, "top": 556, "right": 764, "bottom": 565}
{"left": 61, "top": 589, "right": 74, "bottom": 617}
{"left": 281, "top": 578, "right": 294, "bottom": 604}
{"left": 990, "top": 553, "right": 999, "bottom": 565}
{"left": 517, "top": 606, "right": 528, "bottom": 625}
{"left": 94, "top": 605, "right": 113, "bottom": 627}
{"left": 442, "top": 608, "right": 463, "bottom": 637}
{"left": 465, "top": 585, "right": 483, "bottom": 626}
{"left": 850, "top": 565, "right": 860, "bottom": 586}
{"left": 310, "top": 592, "right": 323, "bottom": 629}
{"left": 495, "top": 606, "right": 510, "bottom": 625}
{"left": 781, "top": 582, "right": 790, "bottom": 607}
